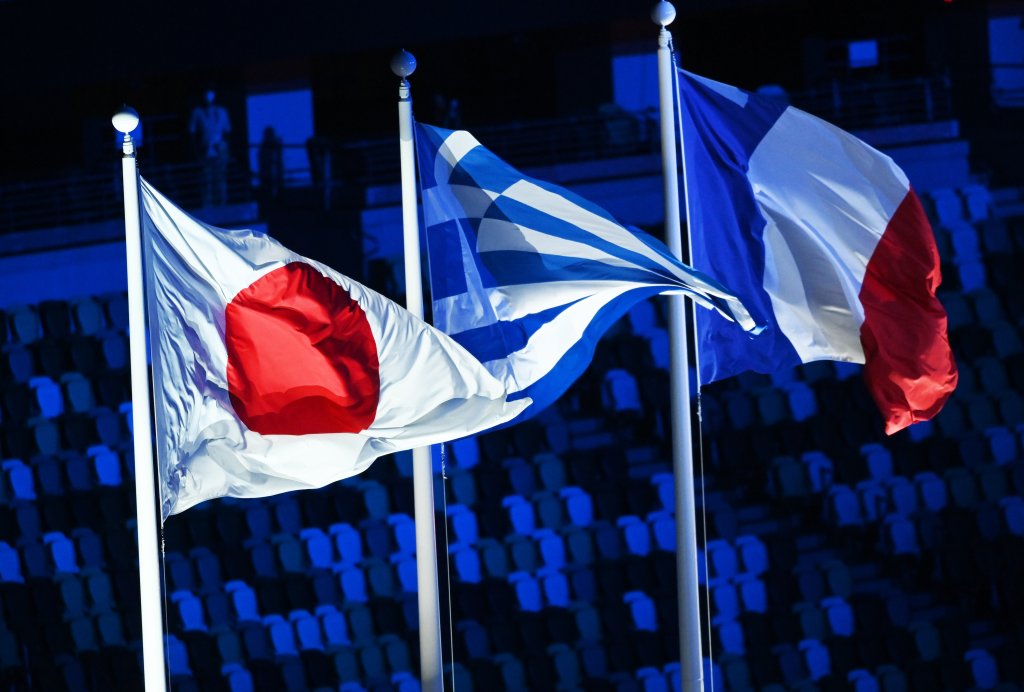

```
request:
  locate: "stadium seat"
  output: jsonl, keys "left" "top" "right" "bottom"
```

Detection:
{"left": 508, "top": 571, "right": 542, "bottom": 612}
{"left": 618, "top": 516, "right": 652, "bottom": 556}
{"left": 560, "top": 486, "right": 594, "bottom": 527}
{"left": 647, "top": 510, "right": 675, "bottom": 552}
{"left": 329, "top": 523, "right": 363, "bottom": 566}
{"left": 736, "top": 573, "right": 768, "bottom": 614}
{"left": 387, "top": 512, "right": 416, "bottom": 555}
{"left": 316, "top": 604, "right": 350, "bottom": 650}
{"left": 449, "top": 543, "right": 483, "bottom": 584}
{"left": 172, "top": 590, "right": 208, "bottom": 632}
{"left": 502, "top": 456, "right": 537, "bottom": 497}
{"left": 502, "top": 495, "right": 536, "bottom": 535}
{"left": 446, "top": 504, "right": 479, "bottom": 544}
{"left": 29, "top": 376, "right": 63, "bottom": 418}
{"left": 538, "top": 566, "right": 571, "bottom": 608}
{"left": 799, "top": 638, "right": 831, "bottom": 681}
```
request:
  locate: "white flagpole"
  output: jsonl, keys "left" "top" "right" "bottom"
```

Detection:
{"left": 652, "top": 3, "right": 704, "bottom": 691}
{"left": 391, "top": 50, "right": 444, "bottom": 692}
{"left": 112, "top": 107, "right": 168, "bottom": 692}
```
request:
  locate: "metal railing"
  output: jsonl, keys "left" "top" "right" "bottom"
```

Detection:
{"left": 790, "top": 75, "right": 953, "bottom": 131}
{"left": 0, "top": 161, "right": 251, "bottom": 236}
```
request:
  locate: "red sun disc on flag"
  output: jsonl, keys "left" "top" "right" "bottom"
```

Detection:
{"left": 225, "top": 262, "right": 380, "bottom": 435}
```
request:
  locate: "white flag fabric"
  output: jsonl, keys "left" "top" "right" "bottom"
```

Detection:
{"left": 141, "top": 179, "right": 528, "bottom": 517}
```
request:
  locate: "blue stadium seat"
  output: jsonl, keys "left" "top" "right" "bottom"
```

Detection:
{"left": 336, "top": 564, "right": 369, "bottom": 603}
{"left": 964, "top": 648, "right": 999, "bottom": 690}
{"left": 166, "top": 633, "right": 192, "bottom": 676}
{"left": 561, "top": 524, "right": 596, "bottom": 565}
{"left": 288, "top": 609, "right": 323, "bottom": 651}
{"left": 3, "top": 459, "right": 36, "bottom": 501}
{"left": 508, "top": 571, "right": 542, "bottom": 612}
{"left": 316, "top": 604, "right": 350, "bottom": 650}
{"left": 6, "top": 304, "right": 42, "bottom": 344}
{"left": 391, "top": 552, "right": 418, "bottom": 592}
{"left": 380, "top": 633, "right": 411, "bottom": 674}
{"left": 221, "top": 662, "right": 254, "bottom": 692}
{"left": 450, "top": 436, "right": 480, "bottom": 469}
{"left": 364, "top": 557, "right": 397, "bottom": 598}
{"left": 986, "top": 425, "right": 1019, "bottom": 464}
{"left": 794, "top": 601, "right": 827, "bottom": 641}
{"left": 4, "top": 343, "right": 35, "bottom": 382}
{"left": 944, "top": 467, "right": 980, "bottom": 508}
{"left": 298, "top": 527, "right": 333, "bottom": 570}
{"left": 263, "top": 613, "right": 298, "bottom": 658}
{"left": 821, "top": 595, "right": 855, "bottom": 637}
{"left": 61, "top": 372, "right": 95, "bottom": 413}
{"left": 914, "top": 471, "right": 948, "bottom": 512}
{"left": 991, "top": 321, "right": 1023, "bottom": 359}
{"left": 826, "top": 484, "right": 864, "bottom": 527}
{"left": 505, "top": 533, "right": 540, "bottom": 573}
{"left": 70, "top": 297, "right": 105, "bottom": 335}
{"left": 450, "top": 543, "right": 483, "bottom": 584}
{"left": 650, "top": 472, "right": 674, "bottom": 513}
{"left": 647, "top": 510, "right": 675, "bottom": 552}
{"left": 86, "top": 568, "right": 115, "bottom": 614}
{"left": 560, "top": 486, "right": 594, "bottom": 527}
{"left": 857, "top": 479, "right": 888, "bottom": 522}
{"left": 476, "top": 537, "right": 511, "bottom": 578}
{"left": 885, "top": 475, "right": 919, "bottom": 517}
{"left": 735, "top": 534, "right": 769, "bottom": 575}
{"left": 446, "top": 504, "right": 479, "bottom": 544}
{"left": 57, "top": 573, "right": 87, "bottom": 618}
{"left": 929, "top": 188, "right": 964, "bottom": 225}
{"left": 534, "top": 490, "right": 566, "bottom": 529}
{"left": 272, "top": 532, "right": 306, "bottom": 573}
{"left": 708, "top": 578, "right": 740, "bottom": 620}
{"left": 602, "top": 368, "right": 643, "bottom": 415}
{"left": 704, "top": 539, "right": 738, "bottom": 580}
{"left": 538, "top": 566, "right": 571, "bottom": 608}
{"left": 536, "top": 452, "right": 568, "bottom": 491}
{"left": 456, "top": 619, "right": 490, "bottom": 660}
{"left": 618, "top": 516, "right": 652, "bottom": 557}
{"left": 502, "top": 495, "right": 536, "bottom": 535}
{"left": 713, "top": 615, "right": 745, "bottom": 655}
{"left": 735, "top": 573, "right": 768, "bottom": 614}
{"left": 97, "top": 610, "right": 126, "bottom": 647}
{"left": 329, "top": 523, "right": 363, "bottom": 566}
{"left": 43, "top": 531, "right": 79, "bottom": 575}
{"left": 769, "top": 455, "right": 810, "bottom": 499}
{"left": 359, "top": 480, "right": 391, "bottom": 519}
{"left": 1000, "top": 497, "right": 1024, "bottom": 536}
{"left": 0, "top": 541, "right": 24, "bottom": 583}
{"left": 225, "top": 580, "right": 261, "bottom": 623}
{"left": 548, "top": 643, "right": 583, "bottom": 687}
{"left": 502, "top": 456, "right": 537, "bottom": 497}
{"left": 29, "top": 376, "right": 63, "bottom": 418}
{"left": 847, "top": 668, "right": 880, "bottom": 692}
{"left": 593, "top": 520, "right": 625, "bottom": 561}
{"left": 88, "top": 444, "right": 122, "bottom": 487}
{"left": 799, "top": 638, "right": 831, "bottom": 681}
{"left": 172, "top": 590, "right": 209, "bottom": 632}
{"left": 783, "top": 381, "right": 818, "bottom": 421}
{"left": 387, "top": 513, "right": 416, "bottom": 555}
{"left": 494, "top": 652, "right": 528, "bottom": 690}
{"left": 624, "top": 591, "right": 658, "bottom": 632}
{"left": 533, "top": 528, "right": 567, "bottom": 569}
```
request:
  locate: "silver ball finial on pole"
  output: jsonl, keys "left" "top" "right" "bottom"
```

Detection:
{"left": 651, "top": 1, "right": 676, "bottom": 27}
{"left": 112, "top": 106, "right": 140, "bottom": 155}
{"left": 112, "top": 106, "right": 139, "bottom": 134}
{"left": 390, "top": 50, "right": 417, "bottom": 79}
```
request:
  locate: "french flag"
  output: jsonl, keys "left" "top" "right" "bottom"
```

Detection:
{"left": 678, "top": 69, "right": 958, "bottom": 434}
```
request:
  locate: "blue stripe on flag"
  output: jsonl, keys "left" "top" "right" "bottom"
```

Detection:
{"left": 449, "top": 301, "right": 573, "bottom": 364}
{"left": 678, "top": 69, "right": 802, "bottom": 383}
{"left": 480, "top": 251, "right": 671, "bottom": 288}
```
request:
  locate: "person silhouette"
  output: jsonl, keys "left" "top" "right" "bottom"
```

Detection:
{"left": 189, "top": 89, "right": 232, "bottom": 207}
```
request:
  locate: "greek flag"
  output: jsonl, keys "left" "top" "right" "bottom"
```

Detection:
{"left": 415, "top": 123, "right": 759, "bottom": 419}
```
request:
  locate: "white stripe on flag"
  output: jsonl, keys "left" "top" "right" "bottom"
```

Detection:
{"left": 749, "top": 106, "right": 909, "bottom": 363}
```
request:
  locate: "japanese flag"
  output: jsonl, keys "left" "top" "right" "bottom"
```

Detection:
{"left": 141, "top": 179, "right": 528, "bottom": 517}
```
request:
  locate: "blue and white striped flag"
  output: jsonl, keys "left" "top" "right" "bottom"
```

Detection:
{"left": 415, "top": 123, "right": 760, "bottom": 419}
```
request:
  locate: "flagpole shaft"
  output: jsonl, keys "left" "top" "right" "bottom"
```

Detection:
{"left": 397, "top": 73, "right": 444, "bottom": 692}
{"left": 655, "top": 10, "right": 704, "bottom": 692}
{"left": 118, "top": 126, "right": 168, "bottom": 692}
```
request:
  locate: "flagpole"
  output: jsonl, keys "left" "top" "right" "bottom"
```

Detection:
{"left": 392, "top": 50, "right": 444, "bottom": 692}
{"left": 652, "top": 4, "right": 704, "bottom": 691}
{"left": 113, "top": 107, "right": 168, "bottom": 692}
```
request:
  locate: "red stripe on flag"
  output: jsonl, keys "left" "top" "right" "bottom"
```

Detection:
{"left": 859, "top": 188, "right": 958, "bottom": 435}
